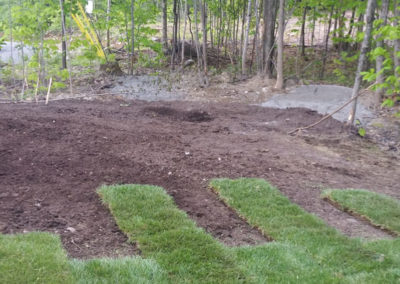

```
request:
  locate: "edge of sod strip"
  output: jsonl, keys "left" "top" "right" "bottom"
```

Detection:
{"left": 322, "top": 189, "right": 400, "bottom": 237}
{"left": 97, "top": 184, "right": 244, "bottom": 283}
{"left": 210, "top": 178, "right": 399, "bottom": 279}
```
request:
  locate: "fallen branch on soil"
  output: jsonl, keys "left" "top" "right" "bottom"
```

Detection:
{"left": 288, "top": 83, "right": 377, "bottom": 135}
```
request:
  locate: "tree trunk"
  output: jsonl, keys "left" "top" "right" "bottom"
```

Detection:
{"left": 311, "top": 7, "right": 316, "bottom": 46}
{"left": 7, "top": 0, "right": 15, "bottom": 88}
{"left": 162, "top": 0, "right": 168, "bottom": 49}
{"left": 348, "top": 7, "right": 356, "bottom": 37}
{"left": 275, "top": 0, "right": 284, "bottom": 89}
{"left": 130, "top": 0, "right": 135, "bottom": 75}
{"left": 262, "top": 0, "right": 277, "bottom": 78}
{"left": 348, "top": 0, "right": 377, "bottom": 125}
{"left": 194, "top": 0, "right": 205, "bottom": 85}
{"left": 320, "top": 5, "right": 334, "bottom": 79}
{"left": 181, "top": 0, "right": 188, "bottom": 65}
{"left": 375, "top": 0, "right": 390, "bottom": 103}
{"left": 242, "top": 0, "right": 252, "bottom": 75}
{"left": 200, "top": 0, "right": 208, "bottom": 85}
{"left": 171, "top": 0, "right": 178, "bottom": 67}
{"left": 251, "top": 0, "right": 261, "bottom": 72}
{"left": 299, "top": 6, "right": 307, "bottom": 57}
{"left": 106, "top": 0, "right": 111, "bottom": 51}
{"left": 394, "top": 0, "right": 400, "bottom": 77}
{"left": 60, "top": 0, "right": 67, "bottom": 69}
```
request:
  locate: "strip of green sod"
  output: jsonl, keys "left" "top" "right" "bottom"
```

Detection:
{"left": 0, "top": 232, "right": 73, "bottom": 284}
{"left": 97, "top": 184, "right": 244, "bottom": 283}
{"left": 322, "top": 189, "right": 400, "bottom": 235}
{"left": 0, "top": 232, "right": 169, "bottom": 283}
{"left": 71, "top": 257, "right": 168, "bottom": 284}
{"left": 211, "top": 178, "right": 400, "bottom": 283}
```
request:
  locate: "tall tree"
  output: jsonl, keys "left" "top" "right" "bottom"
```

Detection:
{"left": 394, "top": 0, "right": 400, "bottom": 78}
{"left": 162, "top": 0, "right": 168, "bottom": 49}
{"left": 375, "top": 0, "right": 390, "bottom": 103}
{"left": 348, "top": 0, "right": 377, "bottom": 125}
{"left": 299, "top": 6, "right": 307, "bottom": 57}
{"left": 106, "top": 0, "right": 111, "bottom": 51}
{"left": 129, "top": 0, "right": 135, "bottom": 75}
{"left": 200, "top": 0, "right": 208, "bottom": 85}
{"left": 242, "top": 0, "right": 252, "bottom": 76}
{"left": 59, "top": 0, "right": 67, "bottom": 69}
{"left": 262, "top": 0, "right": 277, "bottom": 78}
{"left": 275, "top": 0, "right": 284, "bottom": 89}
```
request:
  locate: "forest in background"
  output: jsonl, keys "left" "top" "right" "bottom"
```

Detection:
{"left": 0, "top": 0, "right": 399, "bottom": 119}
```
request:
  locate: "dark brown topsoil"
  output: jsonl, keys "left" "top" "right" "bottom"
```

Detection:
{"left": 0, "top": 99, "right": 399, "bottom": 259}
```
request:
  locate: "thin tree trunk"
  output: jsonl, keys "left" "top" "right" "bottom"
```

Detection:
{"left": 242, "top": 0, "right": 252, "bottom": 76}
{"left": 275, "top": 0, "right": 284, "bottom": 89}
{"left": 394, "top": 0, "right": 400, "bottom": 77}
{"left": 320, "top": 5, "right": 334, "bottom": 79}
{"left": 210, "top": 10, "right": 214, "bottom": 48}
{"left": 8, "top": 0, "right": 15, "bottom": 88}
{"left": 250, "top": 0, "right": 261, "bottom": 72}
{"left": 348, "top": 0, "right": 377, "bottom": 125}
{"left": 60, "top": 0, "right": 67, "bottom": 69}
{"left": 171, "top": 0, "right": 178, "bottom": 68}
{"left": 337, "top": 10, "right": 346, "bottom": 51}
{"left": 240, "top": 2, "right": 246, "bottom": 61}
{"left": 311, "top": 7, "right": 316, "bottom": 47}
{"left": 375, "top": 0, "right": 389, "bottom": 102}
{"left": 181, "top": 0, "right": 188, "bottom": 65}
{"left": 200, "top": 0, "right": 208, "bottom": 85}
{"left": 130, "top": 0, "right": 135, "bottom": 75}
{"left": 262, "top": 0, "right": 277, "bottom": 78}
{"left": 106, "top": 0, "right": 111, "bottom": 51}
{"left": 162, "top": 0, "right": 168, "bottom": 49}
{"left": 348, "top": 7, "right": 356, "bottom": 37}
{"left": 299, "top": 6, "right": 307, "bottom": 57}
{"left": 194, "top": 0, "right": 205, "bottom": 85}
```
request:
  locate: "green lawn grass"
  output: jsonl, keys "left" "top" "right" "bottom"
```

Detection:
{"left": 0, "top": 232, "right": 73, "bottom": 284}
{"left": 97, "top": 184, "right": 243, "bottom": 283}
{"left": 71, "top": 257, "right": 168, "bottom": 284}
{"left": 2, "top": 180, "right": 399, "bottom": 283}
{"left": 210, "top": 178, "right": 400, "bottom": 282}
{"left": 322, "top": 189, "right": 400, "bottom": 235}
{"left": 0, "top": 232, "right": 168, "bottom": 284}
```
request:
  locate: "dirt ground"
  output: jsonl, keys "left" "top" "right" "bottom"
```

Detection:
{"left": 0, "top": 99, "right": 399, "bottom": 259}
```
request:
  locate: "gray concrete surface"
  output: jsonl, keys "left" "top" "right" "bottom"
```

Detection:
{"left": 0, "top": 41, "right": 34, "bottom": 65}
{"left": 111, "top": 75, "right": 183, "bottom": 101}
{"left": 261, "top": 85, "right": 375, "bottom": 124}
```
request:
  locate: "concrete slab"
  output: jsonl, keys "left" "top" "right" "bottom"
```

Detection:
{"left": 261, "top": 85, "right": 376, "bottom": 124}
{"left": 0, "top": 41, "right": 34, "bottom": 65}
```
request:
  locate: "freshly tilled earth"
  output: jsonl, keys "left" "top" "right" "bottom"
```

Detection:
{"left": 0, "top": 99, "right": 398, "bottom": 258}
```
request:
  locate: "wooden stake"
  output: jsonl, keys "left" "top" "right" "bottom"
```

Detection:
{"left": 45, "top": 77, "right": 53, "bottom": 105}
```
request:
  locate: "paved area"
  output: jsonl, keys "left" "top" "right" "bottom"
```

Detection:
{"left": 261, "top": 85, "right": 375, "bottom": 124}
{"left": 0, "top": 41, "right": 33, "bottom": 65}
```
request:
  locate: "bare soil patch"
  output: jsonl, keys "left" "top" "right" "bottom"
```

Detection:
{"left": 0, "top": 99, "right": 399, "bottom": 258}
